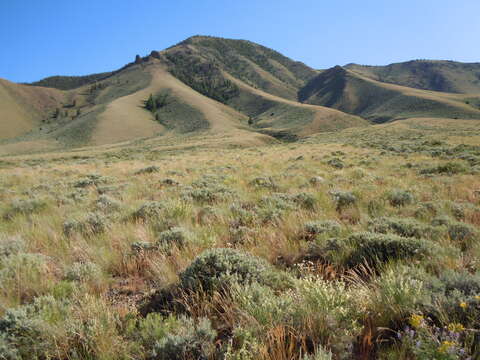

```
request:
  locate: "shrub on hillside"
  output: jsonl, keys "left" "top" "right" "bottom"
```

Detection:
{"left": 386, "top": 189, "right": 414, "bottom": 207}
{"left": 73, "top": 174, "right": 110, "bottom": 188}
{"left": 330, "top": 190, "right": 357, "bottom": 211}
{"left": 179, "top": 248, "right": 290, "bottom": 292}
{"left": 132, "top": 201, "right": 164, "bottom": 221}
{"left": 135, "top": 165, "right": 160, "bottom": 175}
{"left": 302, "top": 220, "right": 341, "bottom": 240}
{"left": 420, "top": 161, "right": 468, "bottom": 175}
{"left": 345, "top": 232, "right": 433, "bottom": 268}
{"left": 3, "top": 198, "right": 47, "bottom": 220}
{"left": 327, "top": 158, "right": 344, "bottom": 169}
{"left": 368, "top": 217, "right": 441, "bottom": 239}
{"left": 156, "top": 227, "right": 191, "bottom": 250}
{"left": 64, "top": 261, "right": 101, "bottom": 282}
{"left": 0, "top": 235, "right": 25, "bottom": 259}
{"left": 150, "top": 317, "right": 216, "bottom": 360}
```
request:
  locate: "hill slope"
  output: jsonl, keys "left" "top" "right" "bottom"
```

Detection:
{"left": 345, "top": 60, "right": 480, "bottom": 93}
{"left": 299, "top": 65, "right": 480, "bottom": 123}
{"left": 0, "top": 79, "right": 64, "bottom": 140}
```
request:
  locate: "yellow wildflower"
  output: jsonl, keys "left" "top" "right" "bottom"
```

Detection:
{"left": 438, "top": 341, "right": 455, "bottom": 353}
{"left": 459, "top": 302, "right": 468, "bottom": 309}
{"left": 475, "top": 295, "right": 480, "bottom": 301}
{"left": 409, "top": 314, "right": 424, "bottom": 328}
{"left": 447, "top": 323, "right": 465, "bottom": 332}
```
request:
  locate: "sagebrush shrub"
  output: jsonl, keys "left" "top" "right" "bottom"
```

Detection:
{"left": 150, "top": 317, "right": 216, "bottom": 360}
{"left": 327, "top": 158, "right": 344, "bottom": 169}
{"left": 346, "top": 232, "right": 433, "bottom": 268}
{"left": 330, "top": 190, "right": 356, "bottom": 211}
{"left": 135, "top": 165, "right": 160, "bottom": 175}
{"left": 248, "top": 177, "right": 278, "bottom": 190}
{"left": 303, "top": 220, "right": 341, "bottom": 240}
{"left": 3, "top": 198, "right": 47, "bottom": 220}
{"left": 180, "top": 248, "right": 289, "bottom": 292}
{"left": 447, "top": 221, "right": 477, "bottom": 247}
{"left": 156, "top": 227, "right": 191, "bottom": 249}
{"left": 64, "top": 261, "right": 101, "bottom": 282}
{"left": 132, "top": 201, "right": 164, "bottom": 221}
{"left": 368, "top": 217, "right": 441, "bottom": 239}
{"left": 74, "top": 174, "right": 110, "bottom": 188}
{"left": 0, "top": 235, "right": 25, "bottom": 259}
{"left": 387, "top": 189, "right": 414, "bottom": 207}
{"left": 94, "top": 195, "right": 121, "bottom": 212}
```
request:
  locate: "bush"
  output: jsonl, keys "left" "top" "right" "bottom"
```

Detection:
{"left": 132, "top": 201, "right": 164, "bottom": 221}
{"left": 368, "top": 217, "right": 441, "bottom": 239}
{"left": 447, "top": 221, "right": 478, "bottom": 248}
{"left": 0, "top": 235, "right": 25, "bottom": 259}
{"left": 248, "top": 177, "right": 278, "bottom": 190}
{"left": 180, "top": 248, "right": 289, "bottom": 292}
{"left": 3, "top": 198, "right": 47, "bottom": 220}
{"left": 330, "top": 191, "right": 356, "bottom": 211}
{"left": 64, "top": 261, "right": 101, "bottom": 282}
{"left": 345, "top": 232, "right": 433, "bottom": 268}
{"left": 327, "top": 158, "right": 344, "bottom": 169}
{"left": 420, "top": 161, "right": 468, "bottom": 175}
{"left": 135, "top": 165, "right": 160, "bottom": 175}
{"left": 302, "top": 220, "right": 341, "bottom": 240}
{"left": 63, "top": 213, "right": 109, "bottom": 236}
{"left": 156, "top": 227, "right": 191, "bottom": 250}
{"left": 94, "top": 195, "right": 121, "bottom": 212}
{"left": 74, "top": 174, "right": 110, "bottom": 188}
{"left": 387, "top": 189, "right": 414, "bottom": 207}
{"left": 150, "top": 317, "right": 216, "bottom": 360}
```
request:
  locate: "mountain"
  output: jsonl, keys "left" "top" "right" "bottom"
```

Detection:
{"left": 0, "top": 36, "right": 366, "bottom": 154}
{"left": 1, "top": 36, "right": 480, "bottom": 156}
{"left": 345, "top": 60, "right": 480, "bottom": 93}
{"left": 299, "top": 65, "right": 480, "bottom": 123}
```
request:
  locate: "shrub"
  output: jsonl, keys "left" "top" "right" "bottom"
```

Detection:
{"left": 156, "top": 227, "right": 191, "bottom": 250}
{"left": 132, "top": 201, "right": 164, "bottom": 221}
{"left": 292, "top": 192, "right": 317, "bottom": 210}
{"left": 64, "top": 261, "right": 101, "bottom": 282}
{"left": 248, "top": 177, "right": 278, "bottom": 190}
{"left": 309, "top": 176, "right": 326, "bottom": 185}
{"left": 150, "top": 317, "right": 216, "bottom": 360}
{"left": 74, "top": 174, "right": 110, "bottom": 188}
{"left": 62, "top": 219, "right": 85, "bottom": 237}
{"left": 0, "top": 235, "right": 25, "bottom": 259}
{"left": 179, "top": 248, "right": 289, "bottom": 292}
{"left": 131, "top": 241, "right": 158, "bottom": 254}
{"left": 94, "top": 195, "right": 121, "bottom": 212}
{"left": 346, "top": 232, "right": 433, "bottom": 268}
{"left": 0, "top": 253, "right": 52, "bottom": 304}
{"left": 3, "top": 198, "right": 47, "bottom": 220}
{"left": 330, "top": 190, "right": 356, "bottom": 211}
{"left": 302, "top": 220, "right": 341, "bottom": 240}
{"left": 447, "top": 221, "right": 478, "bottom": 248}
{"left": 84, "top": 212, "right": 109, "bottom": 234}
{"left": 368, "top": 217, "right": 441, "bottom": 239}
{"left": 420, "top": 161, "right": 468, "bottom": 175}
{"left": 387, "top": 189, "right": 414, "bottom": 207}
{"left": 135, "top": 165, "right": 160, "bottom": 175}
{"left": 327, "top": 158, "right": 344, "bottom": 169}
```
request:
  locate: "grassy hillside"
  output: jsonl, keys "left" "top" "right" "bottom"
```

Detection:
{"left": 0, "top": 118, "right": 478, "bottom": 359}
{"left": 345, "top": 60, "right": 480, "bottom": 93}
{"left": 0, "top": 79, "right": 64, "bottom": 140}
{"left": 299, "top": 66, "right": 480, "bottom": 123}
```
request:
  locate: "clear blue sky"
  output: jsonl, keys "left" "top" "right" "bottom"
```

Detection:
{"left": 1, "top": 0, "right": 479, "bottom": 83}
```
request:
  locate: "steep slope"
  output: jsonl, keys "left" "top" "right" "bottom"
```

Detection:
{"left": 299, "top": 66, "right": 480, "bottom": 123}
{"left": 0, "top": 79, "right": 64, "bottom": 140}
{"left": 345, "top": 60, "right": 480, "bottom": 93}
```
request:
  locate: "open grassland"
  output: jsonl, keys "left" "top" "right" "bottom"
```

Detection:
{"left": 0, "top": 118, "right": 479, "bottom": 359}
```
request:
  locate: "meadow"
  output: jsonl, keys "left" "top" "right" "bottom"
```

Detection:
{"left": 0, "top": 118, "right": 479, "bottom": 360}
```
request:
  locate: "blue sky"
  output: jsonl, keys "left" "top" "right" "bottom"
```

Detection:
{"left": 1, "top": 0, "right": 479, "bottom": 83}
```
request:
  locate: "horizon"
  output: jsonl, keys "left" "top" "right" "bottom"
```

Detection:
{"left": 2, "top": 0, "right": 480, "bottom": 83}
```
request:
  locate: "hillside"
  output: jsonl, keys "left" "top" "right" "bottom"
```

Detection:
{"left": 0, "top": 79, "right": 64, "bottom": 140}
{"left": 0, "top": 36, "right": 369, "bottom": 154}
{"left": 345, "top": 60, "right": 480, "bottom": 93}
{"left": 299, "top": 65, "right": 480, "bottom": 123}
